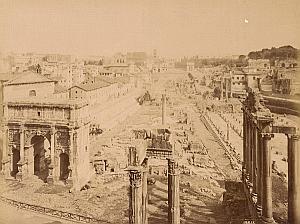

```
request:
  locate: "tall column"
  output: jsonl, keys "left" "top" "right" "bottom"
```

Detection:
{"left": 168, "top": 159, "right": 180, "bottom": 224}
{"left": 242, "top": 109, "right": 247, "bottom": 180}
{"left": 142, "top": 159, "right": 148, "bottom": 224}
{"left": 1, "top": 126, "right": 7, "bottom": 160}
{"left": 129, "top": 169, "right": 143, "bottom": 224}
{"left": 67, "top": 129, "right": 74, "bottom": 185}
{"left": 256, "top": 130, "right": 263, "bottom": 215}
{"left": 16, "top": 125, "right": 25, "bottom": 180}
{"left": 252, "top": 123, "right": 257, "bottom": 200}
{"left": 287, "top": 134, "right": 300, "bottom": 224}
{"left": 162, "top": 94, "right": 166, "bottom": 126}
{"left": 129, "top": 147, "right": 138, "bottom": 166}
{"left": 1, "top": 125, "right": 10, "bottom": 178}
{"left": 225, "top": 78, "right": 228, "bottom": 101}
{"left": 248, "top": 120, "right": 253, "bottom": 185}
{"left": 47, "top": 126, "right": 55, "bottom": 184}
{"left": 261, "top": 133, "right": 274, "bottom": 223}
{"left": 220, "top": 79, "right": 223, "bottom": 100}
{"left": 245, "top": 112, "right": 249, "bottom": 177}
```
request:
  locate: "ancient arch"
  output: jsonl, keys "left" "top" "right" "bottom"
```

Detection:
{"left": 30, "top": 135, "right": 51, "bottom": 181}
{"left": 11, "top": 146, "right": 20, "bottom": 177}
{"left": 59, "top": 152, "right": 70, "bottom": 181}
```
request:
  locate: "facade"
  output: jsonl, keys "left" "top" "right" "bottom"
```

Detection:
{"left": 0, "top": 71, "right": 91, "bottom": 190}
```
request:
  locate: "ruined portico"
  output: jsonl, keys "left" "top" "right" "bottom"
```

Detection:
{"left": 127, "top": 128, "right": 180, "bottom": 224}
{"left": 242, "top": 88, "right": 299, "bottom": 223}
{"left": 1, "top": 99, "right": 91, "bottom": 190}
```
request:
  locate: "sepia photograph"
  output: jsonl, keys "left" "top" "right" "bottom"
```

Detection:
{"left": 0, "top": 0, "right": 299, "bottom": 223}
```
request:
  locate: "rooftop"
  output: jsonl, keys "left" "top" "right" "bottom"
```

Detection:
{"left": 4, "top": 72, "right": 55, "bottom": 86}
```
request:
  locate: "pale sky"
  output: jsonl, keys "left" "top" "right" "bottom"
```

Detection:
{"left": 0, "top": 0, "right": 299, "bottom": 57}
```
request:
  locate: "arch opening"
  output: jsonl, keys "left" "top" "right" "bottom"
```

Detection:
{"left": 60, "top": 153, "right": 70, "bottom": 181}
{"left": 11, "top": 148, "right": 20, "bottom": 177}
{"left": 31, "top": 135, "right": 50, "bottom": 181}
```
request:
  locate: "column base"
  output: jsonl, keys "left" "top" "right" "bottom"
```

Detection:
{"left": 16, "top": 172, "right": 23, "bottom": 181}
{"left": 66, "top": 178, "right": 73, "bottom": 185}
{"left": 47, "top": 175, "right": 54, "bottom": 184}
{"left": 2, "top": 159, "right": 11, "bottom": 179}
{"left": 16, "top": 160, "right": 27, "bottom": 181}
{"left": 251, "top": 193, "right": 257, "bottom": 204}
{"left": 261, "top": 216, "right": 275, "bottom": 224}
{"left": 256, "top": 205, "right": 262, "bottom": 217}
{"left": 47, "top": 165, "right": 55, "bottom": 184}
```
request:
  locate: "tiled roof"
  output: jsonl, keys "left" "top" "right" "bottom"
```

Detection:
{"left": 4, "top": 72, "right": 55, "bottom": 85}
{"left": 0, "top": 73, "right": 19, "bottom": 82}
{"left": 72, "top": 79, "right": 111, "bottom": 92}
{"left": 54, "top": 84, "right": 68, "bottom": 93}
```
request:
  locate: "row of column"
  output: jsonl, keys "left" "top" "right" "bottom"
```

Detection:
{"left": 243, "top": 111, "right": 300, "bottom": 223}
{"left": 128, "top": 158, "right": 180, "bottom": 224}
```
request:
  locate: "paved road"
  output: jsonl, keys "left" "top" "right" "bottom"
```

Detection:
{"left": 0, "top": 201, "right": 75, "bottom": 224}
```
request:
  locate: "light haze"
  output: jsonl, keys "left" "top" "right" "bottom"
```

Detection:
{"left": 0, "top": 0, "right": 299, "bottom": 57}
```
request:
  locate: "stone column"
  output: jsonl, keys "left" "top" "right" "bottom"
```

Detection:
{"left": 220, "top": 79, "right": 223, "bottom": 100}
{"left": 261, "top": 133, "right": 274, "bottom": 223}
{"left": 67, "top": 129, "right": 74, "bottom": 185}
{"left": 162, "top": 94, "right": 166, "bottom": 126}
{"left": 129, "top": 147, "right": 138, "bottom": 166}
{"left": 168, "top": 159, "right": 180, "bottom": 224}
{"left": 248, "top": 119, "right": 253, "bottom": 185}
{"left": 256, "top": 130, "right": 263, "bottom": 215}
{"left": 129, "top": 169, "right": 143, "bottom": 224}
{"left": 287, "top": 134, "right": 300, "bottom": 224}
{"left": 47, "top": 126, "right": 55, "bottom": 184}
{"left": 1, "top": 126, "right": 9, "bottom": 177}
{"left": 142, "top": 159, "right": 148, "bottom": 224}
{"left": 242, "top": 109, "right": 247, "bottom": 180}
{"left": 16, "top": 126, "right": 25, "bottom": 181}
{"left": 225, "top": 78, "right": 228, "bottom": 101}
{"left": 252, "top": 123, "right": 257, "bottom": 201}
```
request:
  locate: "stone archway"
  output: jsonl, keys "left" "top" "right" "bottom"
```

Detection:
{"left": 11, "top": 147, "right": 20, "bottom": 177}
{"left": 30, "top": 135, "right": 50, "bottom": 181}
{"left": 59, "top": 153, "right": 70, "bottom": 181}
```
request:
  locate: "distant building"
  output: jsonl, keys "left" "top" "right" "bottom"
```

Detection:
{"left": 186, "top": 62, "right": 195, "bottom": 72}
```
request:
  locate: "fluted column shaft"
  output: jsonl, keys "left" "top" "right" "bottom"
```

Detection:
{"left": 142, "top": 159, "right": 148, "bottom": 224}
{"left": 252, "top": 123, "right": 257, "bottom": 197}
{"left": 168, "top": 159, "right": 180, "bottom": 224}
{"left": 261, "top": 133, "right": 274, "bottom": 223}
{"left": 256, "top": 130, "right": 263, "bottom": 214}
{"left": 288, "top": 134, "right": 300, "bottom": 224}
{"left": 242, "top": 110, "right": 247, "bottom": 178}
{"left": 129, "top": 170, "right": 143, "bottom": 224}
{"left": 248, "top": 120, "right": 253, "bottom": 183}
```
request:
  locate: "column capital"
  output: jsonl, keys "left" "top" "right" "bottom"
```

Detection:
{"left": 261, "top": 133, "right": 274, "bottom": 140}
{"left": 129, "top": 170, "right": 142, "bottom": 187}
{"left": 50, "top": 126, "right": 56, "bottom": 135}
{"left": 286, "top": 134, "right": 300, "bottom": 141}
{"left": 168, "top": 159, "right": 179, "bottom": 175}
